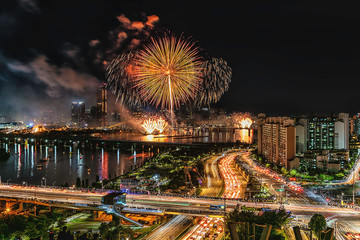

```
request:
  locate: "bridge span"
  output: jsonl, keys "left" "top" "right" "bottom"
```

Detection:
{"left": 2, "top": 185, "right": 360, "bottom": 217}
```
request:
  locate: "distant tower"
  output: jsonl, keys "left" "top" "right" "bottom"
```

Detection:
{"left": 71, "top": 102, "right": 85, "bottom": 126}
{"left": 97, "top": 83, "right": 108, "bottom": 127}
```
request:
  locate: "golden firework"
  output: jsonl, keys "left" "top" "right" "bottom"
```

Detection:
{"left": 133, "top": 35, "right": 202, "bottom": 112}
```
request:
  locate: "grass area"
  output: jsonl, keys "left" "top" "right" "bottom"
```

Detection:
{"left": 117, "top": 149, "right": 207, "bottom": 193}
{"left": 65, "top": 213, "right": 101, "bottom": 231}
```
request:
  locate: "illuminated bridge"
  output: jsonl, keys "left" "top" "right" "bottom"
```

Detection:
{"left": 2, "top": 185, "right": 360, "bottom": 218}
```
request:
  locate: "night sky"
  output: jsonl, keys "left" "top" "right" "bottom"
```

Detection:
{"left": 1, "top": 0, "right": 359, "bottom": 120}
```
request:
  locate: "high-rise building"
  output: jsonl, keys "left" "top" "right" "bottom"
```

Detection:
{"left": 295, "top": 116, "right": 307, "bottom": 154}
{"left": 258, "top": 115, "right": 295, "bottom": 169}
{"left": 307, "top": 116, "right": 335, "bottom": 150}
{"left": 300, "top": 113, "right": 349, "bottom": 151}
{"left": 97, "top": 83, "right": 107, "bottom": 127}
{"left": 71, "top": 102, "right": 85, "bottom": 126}
{"left": 295, "top": 113, "right": 349, "bottom": 154}
{"left": 350, "top": 113, "right": 360, "bottom": 136}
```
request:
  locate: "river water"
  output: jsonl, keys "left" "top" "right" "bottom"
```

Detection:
{"left": 0, "top": 142, "right": 149, "bottom": 186}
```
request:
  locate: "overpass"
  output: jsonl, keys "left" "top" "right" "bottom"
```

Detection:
{"left": 2, "top": 185, "right": 360, "bottom": 217}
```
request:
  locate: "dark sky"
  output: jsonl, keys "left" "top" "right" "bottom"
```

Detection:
{"left": 1, "top": 0, "right": 360, "bottom": 120}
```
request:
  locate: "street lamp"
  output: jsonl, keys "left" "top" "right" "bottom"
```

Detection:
{"left": 42, "top": 177, "right": 47, "bottom": 187}
{"left": 6, "top": 179, "right": 11, "bottom": 185}
{"left": 223, "top": 194, "right": 226, "bottom": 217}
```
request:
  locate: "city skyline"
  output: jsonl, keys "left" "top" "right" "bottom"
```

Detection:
{"left": 1, "top": 1, "right": 360, "bottom": 120}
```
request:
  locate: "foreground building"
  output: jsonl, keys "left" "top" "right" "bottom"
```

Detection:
{"left": 258, "top": 114, "right": 296, "bottom": 169}
{"left": 295, "top": 113, "right": 349, "bottom": 153}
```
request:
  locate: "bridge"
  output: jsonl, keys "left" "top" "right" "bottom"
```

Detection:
{"left": 1, "top": 185, "right": 360, "bottom": 218}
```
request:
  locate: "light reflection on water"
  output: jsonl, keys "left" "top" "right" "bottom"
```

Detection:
{"left": 103, "top": 129, "right": 254, "bottom": 144}
{"left": 0, "top": 142, "right": 150, "bottom": 186}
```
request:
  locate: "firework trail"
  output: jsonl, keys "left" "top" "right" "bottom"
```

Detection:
{"left": 196, "top": 57, "right": 232, "bottom": 107}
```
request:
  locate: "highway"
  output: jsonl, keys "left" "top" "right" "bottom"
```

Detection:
{"left": 145, "top": 215, "right": 192, "bottom": 240}
{"left": 240, "top": 151, "right": 317, "bottom": 205}
{"left": 219, "top": 153, "right": 247, "bottom": 199}
{"left": 199, "top": 155, "right": 224, "bottom": 198}
{"left": 182, "top": 154, "right": 228, "bottom": 240}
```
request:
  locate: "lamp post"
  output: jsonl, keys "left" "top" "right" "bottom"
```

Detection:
{"left": 6, "top": 179, "right": 11, "bottom": 185}
{"left": 224, "top": 194, "right": 226, "bottom": 217}
{"left": 42, "top": 177, "right": 46, "bottom": 187}
{"left": 277, "top": 186, "right": 285, "bottom": 209}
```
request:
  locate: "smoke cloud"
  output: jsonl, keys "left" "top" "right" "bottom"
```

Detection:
{"left": 0, "top": 5, "right": 159, "bottom": 121}
{"left": 89, "top": 13, "right": 160, "bottom": 66}
{"left": 1, "top": 52, "right": 98, "bottom": 120}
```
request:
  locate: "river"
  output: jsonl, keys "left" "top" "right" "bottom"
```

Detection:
{"left": 0, "top": 142, "right": 149, "bottom": 186}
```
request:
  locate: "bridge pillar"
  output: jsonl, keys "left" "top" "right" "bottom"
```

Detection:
{"left": 93, "top": 210, "right": 99, "bottom": 220}
{"left": 18, "top": 202, "right": 24, "bottom": 212}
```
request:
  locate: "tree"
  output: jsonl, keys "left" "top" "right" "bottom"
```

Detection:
{"left": 226, "top": 207, "right": 291, "bottom": 240}
{"left": 309, "top": 213, "right": 326, "bottom": 238}
{"left": 281, "top": 167, "right": 288, "bottom": 176}
{"left": 0, "top": 220, "right": 9, "bottom": 239}
{"left": 290, "top": 169, "right": 297, "bottom": 176}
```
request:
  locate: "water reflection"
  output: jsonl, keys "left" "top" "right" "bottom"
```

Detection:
{"left": 0, "top": 142, "right": 150, "bottom": 186}
{"left": 104, "top": 129, "right": 254, "bottom": 144}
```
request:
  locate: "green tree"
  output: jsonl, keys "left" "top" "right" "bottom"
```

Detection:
{"left": 99, "top": 222, "right": 111, "bottom": 238}
{"left": 0, "top": 220, "right": 9, "bottom": 239}
{"left": 281, "top": 167, "right": 289, "bottom": 176}
{"left": 226, "top": 207, "right": 291, "bottom": 240}
{"left": 308, "top": 213, "right": 326, "bottom": 238}
{"left": 290, "top": 169, "right": 297, "bottom": 176}
{"left": 260, "top": 209, "right": 291, "bottom": 228}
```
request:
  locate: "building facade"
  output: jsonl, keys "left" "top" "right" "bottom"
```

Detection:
{"left": 71, "top": 102, "right": 85, "bottom": 126}
{"left": 257, "top": 114, "right": 296, "bottom": 169}
{"left": 295, "top": 113, "right": 349, "bottom": 153}
{"left": 97, "top": 83, "right": 108, "bottom": 127}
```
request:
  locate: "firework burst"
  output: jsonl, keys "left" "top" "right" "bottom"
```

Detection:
{"left": 141, "top": 118, "right": 157, "bottom": 134}
{"left": 133, "top": 35, "right": 203, "bottom": 112}
{"left": 231, "top": 112, "right": 253, "bottom": 129}
{"left": 154, "top": 117, "right": 167, "bottom": 133}
{"left": 140, "top": 116, "right": 168, "bottom": 134}
{"left": 106, "top": 52, "right": 142, "bottom": 107}
{"left": 196, "top": 57, "right": 232, "bottom": 106}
